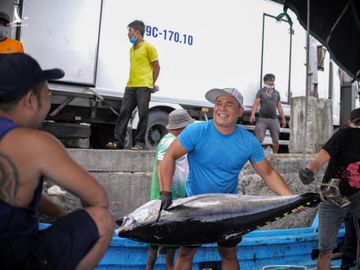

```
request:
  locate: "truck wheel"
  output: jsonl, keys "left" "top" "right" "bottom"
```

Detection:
{"left": 145, "top": 110, "right": 169, "bottom": 150}
{"left": 41, "top": 122, "right": 91, "bottom": 139}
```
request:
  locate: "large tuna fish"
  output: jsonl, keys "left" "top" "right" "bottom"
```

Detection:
{"left": 116, "top": 193, "right": 319, "bottom": 246}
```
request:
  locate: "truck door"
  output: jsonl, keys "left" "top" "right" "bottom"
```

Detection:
{"left": 19, "top": 0, "right": 102, "bottom": 85}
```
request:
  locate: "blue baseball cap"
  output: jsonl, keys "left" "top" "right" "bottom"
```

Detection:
{"left": 0, "top": 53, "right": 64, "bottom": 102}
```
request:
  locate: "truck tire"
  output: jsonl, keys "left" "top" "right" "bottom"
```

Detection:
{"left": 145, "top": 110, "right": 169, "bottom": 150}
{"left": 41, "top": 122, "right": 91, "bottom": 139}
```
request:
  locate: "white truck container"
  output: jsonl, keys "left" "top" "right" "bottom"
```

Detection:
{"left": 0, "top": 0, "right": 340, "bottom": 150}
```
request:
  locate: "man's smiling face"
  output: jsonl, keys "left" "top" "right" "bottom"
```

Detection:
{"left": 213, "top": 95, "right": 243, "bottom": 128}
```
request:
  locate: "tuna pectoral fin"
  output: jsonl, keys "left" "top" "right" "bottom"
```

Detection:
{"left": 167, "top": 204, "right": 188, "bottom": 211}
{"left": 115, "top": 217, "right": 124, "bottom": 226}
{"left": 155, "top": 204, "right": 188, "bottom": 222}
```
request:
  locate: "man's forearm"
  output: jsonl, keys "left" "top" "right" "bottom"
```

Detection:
{"left": 152, "top": 61, "right": 160, "bottom": 84}
{"left": 307, "top": 149, "right": 330, "bottom": 173}
{"left": 280, "top": 110, "right": 286, "bottom": 121}
{"left": 250, "top": 99, "right": 260, "bottom": 117}
{"left": 153, "top": 68, "right": 160, "bottom": 83}
{"left": 254, "top": 161, "right": 294, "bottom": 196}
{"left": 156, "top": 161, "right": 162, "bottom": 188}
{"left": 159, "top": 156, "right": 175, "bottom": 192}
{"left": 264, "top": 171, "right": 294, "bottom": 196}
{"left": 277, "top": 104, "right": 286, "bottom": 121}
{"left": 81, "top": 190, "right": 109, "bottom": 209}
{"left": 250, "top": 105, "right": 258, "bottom": 116}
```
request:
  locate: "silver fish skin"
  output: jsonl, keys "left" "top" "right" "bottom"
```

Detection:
{"left": 117, "top": 193, "right": 319, "bottom": 246}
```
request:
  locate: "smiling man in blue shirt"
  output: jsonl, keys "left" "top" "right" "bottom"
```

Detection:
{"left": 158, "top": 88, "right": 295, "bottom": 270}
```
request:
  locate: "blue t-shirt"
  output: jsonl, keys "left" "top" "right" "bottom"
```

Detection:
{"left": 178, "top": 120, "right": 265, "bottom": 196}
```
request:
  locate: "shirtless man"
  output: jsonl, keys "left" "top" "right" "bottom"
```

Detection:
{"left": 0, "top": 53, "right": 114, "bottom": 270}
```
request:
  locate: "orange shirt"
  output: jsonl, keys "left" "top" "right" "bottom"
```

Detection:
{"left": 0, "top": 37, "right": 24, "bottom": 54}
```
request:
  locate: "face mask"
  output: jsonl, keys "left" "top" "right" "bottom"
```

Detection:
{"left": 264, "top": 84, "right": 274, "bottom": 89}
{"left": 0, "top": 26, "right": 10, "bottom": 37}
{"left": 130, "top": 37, "right": 137, "bottom": 44}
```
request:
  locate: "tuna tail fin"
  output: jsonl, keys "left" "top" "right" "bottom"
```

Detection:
{"left": 116, "top": 217, "right": 124, "bottom": 226}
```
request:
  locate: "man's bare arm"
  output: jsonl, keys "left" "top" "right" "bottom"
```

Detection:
{"left": 152, "top": 60, "right": 160, "bottom": 85}
{"left": 306, "top": 149, "right": 330, "bottom": 173}
{"left": 156, "top": 160, "right": 162, "bottom": 188}
{"left": 252, "top": 160, "right": 294, "bottom": 196}
{"left": 159, "top": 138, "right": 187, "bottom": 192}
{"left": 277, "top": 102, "right": 286, "bottom": 128}
{"left": 250, "top": 98, "right": 261, "bottom": 123}
{"left": 34, "top": 131, "right": 109, "bottom": 209}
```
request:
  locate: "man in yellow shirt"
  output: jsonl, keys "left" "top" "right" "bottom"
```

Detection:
{"left": 106, "top": 20, "right": 160, "bottom": 150}
{"left": 0, "top": 12, "right": 24, "bottom": 54}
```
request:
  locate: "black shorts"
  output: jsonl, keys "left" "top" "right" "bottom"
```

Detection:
{"left": 217, "top": 236, "right": 242, "bottom": 248}
{"left": 25, "top": 209, "right": 99, "bottom": 270}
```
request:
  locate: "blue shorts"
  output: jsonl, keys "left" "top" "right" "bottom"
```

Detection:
{"left": 25, "top": 209, "right": 99, "bottom": 270}
{"left": 318, "top": 191, "right": 360, "bottom": 252}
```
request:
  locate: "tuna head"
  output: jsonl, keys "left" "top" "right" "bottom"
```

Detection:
{"left": 118, "top": 199, "right": 162, "bottom": 233}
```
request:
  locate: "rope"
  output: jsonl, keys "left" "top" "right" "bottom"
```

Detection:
{"left": 326, "top": 0, "right": 351, "bottom": 44}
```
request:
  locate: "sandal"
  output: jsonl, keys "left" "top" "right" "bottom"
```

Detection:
{"left": 105, "top": 142, "right": 122, "bottom": 149}
{"left": 131, "top": 144, "right": 145, "bottom": 150}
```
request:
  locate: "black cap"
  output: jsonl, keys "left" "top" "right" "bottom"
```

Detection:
{"left": 350, "top": 108, "right": 360, "bottom": 123}
{"left": 0, "top": 53, "right": 64, "bottom": 102}
{"left": 0, "top": 12, "right": 10, "bottom": 24}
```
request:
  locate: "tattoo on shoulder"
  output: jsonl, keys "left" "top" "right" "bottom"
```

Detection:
{"left": 0, "top": 151, "right": 19, "bottom": 205}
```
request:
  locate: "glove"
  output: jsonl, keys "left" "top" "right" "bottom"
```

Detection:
{"left": 156, "top": 191, "right": 172, "bottom": 222}
{"left": 299, "top": 168, "right": 315, "bottom": 185}
{"left": 159, "top": 191, "right": 172, "bottom": 211}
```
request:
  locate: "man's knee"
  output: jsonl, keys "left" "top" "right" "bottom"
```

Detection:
{"left": 84, "top": 207, "right": 114, "bottom": 237}
{"left": 270, "top": 135, "right": 279, "bottom": 144}
{"left": 255, "top": 131, "right": 265, "bottom": 142}
{"left": 254, "top": 127, "right": 265, "bottom": 142}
